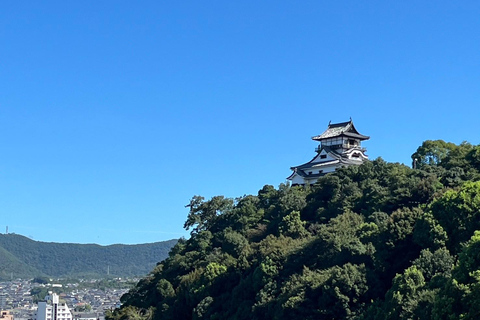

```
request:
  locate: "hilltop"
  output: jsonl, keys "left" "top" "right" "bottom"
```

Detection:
{"left": 108, "top": 140, "right": 480, "bottom": 320}
{"left": 0, "top": 234, "right": 177, "bottom": 279}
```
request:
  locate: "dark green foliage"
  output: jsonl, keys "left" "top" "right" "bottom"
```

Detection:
{"left": 108, "top": 140, "right": 480, "bottom": 320}
{"left": 0, "top": 244, "right": 42, "bottom": 279}
{"left": 31, "top": 287, "right": 55, "bottom": 302}
{"left": 32, "top": 276, "right": 50, "bottom": 284}
{"left": 432, "top": 231, "right": 480, "bottom": 320}
{"left": 412, "top": 140, "right": 480, "bottom": 187}
{"left": 0, "top": 234, "right": 177, "bottom": 278}
{"left": 412, "top": 140, "right": 457, "bottom": 168}
{"left": 430, "top": 181, "right": 480, "bottom": 254}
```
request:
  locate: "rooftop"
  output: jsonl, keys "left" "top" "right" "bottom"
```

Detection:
{"left": 312, "top": 119, "right": 369, "bottom": 141}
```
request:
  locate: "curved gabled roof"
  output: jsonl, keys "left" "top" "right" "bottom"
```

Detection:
{"left": 312, "top": 119, "right": 369, "bottom": 141}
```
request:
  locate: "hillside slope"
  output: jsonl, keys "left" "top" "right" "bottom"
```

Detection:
{"left": 0, "top": 234, "right": 177, "bottom": 279}
{"left": 0, "top": 244, "right": 44, "bottom": 279}
{"left": 108, "top": 140, "right": 480, "bottom": 320}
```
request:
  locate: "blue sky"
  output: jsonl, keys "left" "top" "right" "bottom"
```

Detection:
{"left": 1, "top": 1, "right": 479, "bottom": 245}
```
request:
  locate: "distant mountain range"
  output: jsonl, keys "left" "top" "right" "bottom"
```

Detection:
{"left": 0, "top": 233, "right": 178, "bottom": 279}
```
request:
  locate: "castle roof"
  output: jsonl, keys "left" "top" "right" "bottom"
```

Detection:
{"left": 290, "top": 145, "right": 363, "bottom": 172}
{"left": 312, "top": 119, "right": 369, "bottom": 141}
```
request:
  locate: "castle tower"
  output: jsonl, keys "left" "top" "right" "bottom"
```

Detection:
{"left": 287, "top": 119, "right": 369, "bottom": 185}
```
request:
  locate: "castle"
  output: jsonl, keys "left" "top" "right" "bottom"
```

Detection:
{"left": 287, "top": 119, "right": 369, "bottom": 185}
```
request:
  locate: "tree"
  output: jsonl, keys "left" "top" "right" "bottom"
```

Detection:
{"left": 382, "top": 266, "right": 430, "bottom": 320}
{"left": 75, "top": 304, "right": 92, "bottom": 312}
{"left": 279, "top": 210, "right": 308, "bottom": 238}
{"left": 433, "top": 231, "right": 480, "bottom": 320}
{"left": 316, "top": 263, "right": 368, "bottom": 319}
{"left": 411, "top": 140, "right": 456, "bottom": 168}
{"left": 184, "top": 196, "right": 234, "bottom": 234}
{"left": 32, "top": 276, "right": 50, "bottom": 284}
{"left": 430, "top": 181, "right": 480, "bottom": 253}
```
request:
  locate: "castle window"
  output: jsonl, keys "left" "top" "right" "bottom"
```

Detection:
{"left": 320, "top": 154, "right": 327, "bottom": 159}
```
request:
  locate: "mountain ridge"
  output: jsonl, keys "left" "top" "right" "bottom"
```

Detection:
{"left": 0, "top": 233, "right": 178, "bottom": 279}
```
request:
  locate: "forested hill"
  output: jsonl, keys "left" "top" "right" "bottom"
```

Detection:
{"left": 0, "top": 234, "right": 177, "bottom": 279}
{"left": 108, "top": 140, "right": 480, "bottom": 320}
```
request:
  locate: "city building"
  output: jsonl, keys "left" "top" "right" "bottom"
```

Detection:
{"left": 73, "top": 313, "right": 99, "bottom": 320}
{"left": 0, "top": 310, "right": 13, "bottom": 320}
{"left": 287, "top": 119, "right": 369, "bottom": 185}
{"left": 0, "top": 294, "right": 7, "bottom": 309}
{"left": 35, "top": 293, "right": 72, "bottom": 320}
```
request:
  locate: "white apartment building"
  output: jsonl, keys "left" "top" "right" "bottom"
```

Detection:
{"left": 35, "top": 293, "right": 72, "bottom": 320}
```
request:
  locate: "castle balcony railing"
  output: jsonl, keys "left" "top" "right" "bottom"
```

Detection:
{"left": 316, "top": 144, "right": 365, "bottom": 152}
